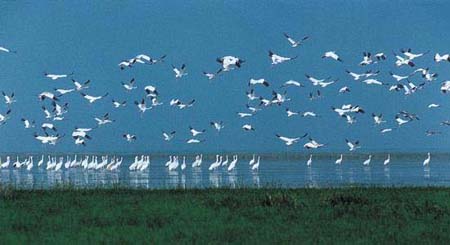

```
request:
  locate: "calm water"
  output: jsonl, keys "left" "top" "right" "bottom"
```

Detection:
{"left": 1, "top": 153, "right": 450, "bottom": 189}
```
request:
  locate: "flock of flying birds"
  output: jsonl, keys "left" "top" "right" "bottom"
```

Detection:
{"left": 0, "top": 31, "right": 448, "bottom": 172}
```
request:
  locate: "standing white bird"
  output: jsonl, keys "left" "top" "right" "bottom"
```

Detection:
{"left": 335, "top": 154, "right": 343, "bottom": 164}
{"left": 252, "top": 156, "right": 260, "bottom": 171}
{"left": 363, "top": 155, "right": 372, "bottom": 166}
{"left": 306, "top": 154, "right": 312, "bottom": 166}
{"left": 383, "top": 154, "right": 391, "bottom": 166}
{"left": 423, "top": 152, "right": 431, "bottom": 166}
{"left": 248, "top": 154, "right": 256, "bottom": 165}
{"left": 227, "top": 155, "right": 238, "bottom": 171}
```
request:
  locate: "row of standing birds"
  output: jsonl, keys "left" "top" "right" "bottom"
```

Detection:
{"left": 0, "top": 152, "right": 432, "bottom": 174}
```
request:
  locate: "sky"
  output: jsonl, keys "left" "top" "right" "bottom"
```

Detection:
{"left": 1, "top": 0, "right": 450, "bottom": 154}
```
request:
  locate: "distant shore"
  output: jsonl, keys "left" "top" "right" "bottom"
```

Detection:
{"left": 1, "top": 187, "right": 449, "bottom": 243}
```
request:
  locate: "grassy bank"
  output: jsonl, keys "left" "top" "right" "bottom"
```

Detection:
{"left": 1, "top": 187, "right": 450, "bottom": 244}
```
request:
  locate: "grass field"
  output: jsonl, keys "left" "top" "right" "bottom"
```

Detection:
{"left": 1, "top": 187, "right": 450, "bottom": 244}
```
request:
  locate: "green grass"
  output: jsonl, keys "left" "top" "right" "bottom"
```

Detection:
{"left": 1, "top": 187, "right": 450, "bottom": 244}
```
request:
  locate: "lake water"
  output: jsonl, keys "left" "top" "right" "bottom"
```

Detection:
{"left": 0, "top": 153, "right": 449, "bottom": 189}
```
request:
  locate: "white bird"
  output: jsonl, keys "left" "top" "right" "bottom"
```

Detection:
{"left": 248, "top": 154, "right": 256, "bottom": 165}
{"left": 210, "top": 121, "right": 224, "bottom": 132}
{"left": 221, "top": 155, "right": 229, "bottom": 166}
{"left": 252, "top": 156, "right": 260, "bottom": 171}
{"left": 54, "top": 88, "right": 75, "bottom": 95}
{"left": 394, "top": 53, "right": 415, "bottom": 67}
{"left": 44, "top": 72, "right": 73, "bottom": 80}
{"left": 34, "top": 133, "right": 63, "bottom": 145}
{"left": 322, "top": 51, "right": 342, "bottom": 62}
{"left": 42, "top": 123, "right": 57, "bottom": 132}
{"left": 283, "top": 33, "right": 309, "bottom": 47}
{"left": 1, "top": 156, "right": 10, "bottom": 168}
{"left": 374, "top": 52, "right": 386, "bottom": 61}
{"left": 168, "top": 156, "right": 179, "bottom": 171}
{"left": 304, "top": 138, "right": 324, "bottom": 149}
{"left": 395, "top": 115, "right": 410, "bottom": 126}
{"left": 21, "top": 118, "right": 35, "bottom": 129}
{"left": 170, "top": 99, "right": 195, "bottom": 109}
{"left": 242, "top": 124, "right": 255, "bottom": 131}
{"left": 94, "top": 113, "right": 114, "bottom": 125}
{"left": 434, "top": 53, "right": 450, "bottom": 62}
{"left": 441, "top": 81, "right": 450, "bottom": 93}
{"left": 269, "top": 50, "right": 297, "bottom": 65}
{"left": 172, "top": 64, "right": 187, "bottom": 78}
{"left": 121, "top": 78, "right": 137, "bottom": 91}
{"left": 305, "top": 74, "right": 331, "bottom": 87}
{"left": 209, "top": 155, "right": 222, "bottom": 171}
{"left": 389, "top": 72, "right": 409, "bottom": 82}
{"left": 81, "top": 92, "right": 108, "bottom": 104}
{"left": 186, "top": 139, "right": 204, "bottom": 144}
{"left": 203, "top": 70, "right": 220, "bottom": 80}
{"left": 363, "top": 155, "right": 372, "bottom": 166}
{"left": 72, "top": 79, "right": 90, "bottom": 91}
{"left": 112, "top": 99, "right": 126, "bottom": 108}
{"left": 335, "top": 154, "right": 343, "bottom": 164}
{"left": 339, "top": 86, "right": 351, "bottom": 93}
{"left": 227, "top": 155, "right": 238, "bottom": 171}
{"left": 276, "top": 133, "right": 307, "bottom": 146}
{"left": 2, "top": 91, "right": 16, "bottom": 105}
{"left": 372, "top": 113, "right": 386, "bottom": 125}
{"left": 380, "top": 128, "right": 393, "bottom": 134}
{"left": 286, "top": 108, "right": 299, "bottom": 117}
{"left": 0, "top": 46, "right": 16, "bottom": 53}
{"left": 281, "top": 80, "right": 304, "bottom": 88}
{"left": 345, "top": 70, "right": 365, "bottom": 81}
{"left": 423, "top": 152, "right": 431, "bottom": 166}
{"left": 346, "top": 139, "right": 360, "bottom": 151}
{"left": 189, "top": 126, "right": 206, "bottom": 137}
{"left": 359, "top": 52, "right": 373, "bottom": 66}
{"left": 181, "top": 156, "right": 186, "bottom": 170}
{"left": 302, "top": 111, "right": 317, "bottom": 117}
{"left": 383, "top": 154, "right": 391, "bottom": 166}
{"left": 401, "top": 48, "right": 428, "bottom": 60}
{"left": 428, "top": 103, "right": 440, "bottom": 109}
{"left": 144, "top": 85, "right": 158, "bottom": 97}
{"left": 306, "top": 154, "right": 312, "bottom": 166}
{"left": 249, "top": 78, "right": 270, "bottom": 87}
{"left": 163, "top": 131, "right": 176, "bottom": 141}
{"left": 361, "top": 79, "right": 386, "bottom": 86}
{"left": 0, "top": 109, "right": 11, "bottom": 124}
{"left": 118, "top": 59, "right": 136, "bottom": 70}
{"left": 38, "top": 91, "right": 59, "bottom": 101}
{"left": 123, "top": 134, "right": 136, "bottom": 142}
{"left": 237, "top": 112, "right": 253, "bottom": 118}
{"left": 134, "top": 98, "right": 152, "bottom": 113}
{"left": 216, "top": 56, "right": 244, "bottom": 71}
